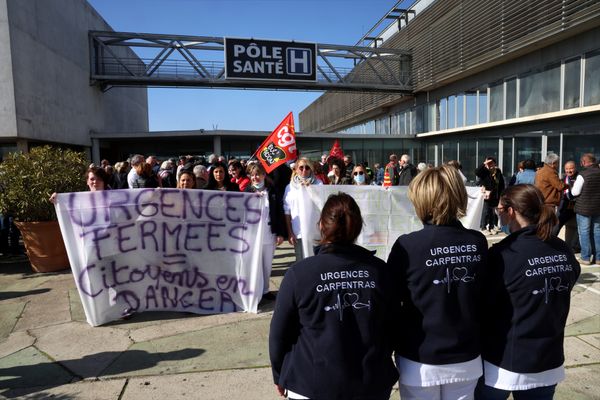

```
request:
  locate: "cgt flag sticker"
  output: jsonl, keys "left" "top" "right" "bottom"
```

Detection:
{"left": 256, "top": 112, "right": 297, "bottom": 173}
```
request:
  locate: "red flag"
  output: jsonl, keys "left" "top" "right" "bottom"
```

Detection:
{"left": 329, "top": 139, "right": 344, "bottom": 160}
{"left": 256, "top": 112, "right": 297, "bottom": 173}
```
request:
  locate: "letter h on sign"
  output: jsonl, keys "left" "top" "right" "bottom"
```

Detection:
{"left": 287, "top": 48, "right": 312, "bottom": 76}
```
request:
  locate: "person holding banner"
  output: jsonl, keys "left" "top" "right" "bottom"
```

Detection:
{"left": 270, "top": 193, "right": 398, "bottom": 400}
{"left": 283, "top": 158, "right": 323, "bottom": 261}
{"left": 49, "top": 166, "right": 108, "bottom": 203}
{"left": 176, "top": 170, "right": 196, "bottom": 189}
{"left": 387, "top": 165, "right": 488, "bottom": 400}
{"left": 245, "top": 163, "right": 285, "bottom": 298}
{"left": 206, "top": 161, "right": 239, "bottom": 191}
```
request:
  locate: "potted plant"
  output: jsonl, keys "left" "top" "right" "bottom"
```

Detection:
{"left": 0, "top": 145, "right": 87, "bottom": 272}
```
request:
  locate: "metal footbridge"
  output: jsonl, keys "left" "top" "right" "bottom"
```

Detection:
{"left": 89, "top": 31, "right": 412, "bottom": 93}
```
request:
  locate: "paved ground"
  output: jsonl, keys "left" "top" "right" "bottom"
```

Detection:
{"left": 0, "top": 239, "right": 598, "bottom": 400}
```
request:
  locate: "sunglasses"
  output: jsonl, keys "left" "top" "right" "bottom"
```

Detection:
{"left": 298, "top": 165, "right": 311, "bottom": 171}
{"left": 353, "top": 171, "right": 364, "bottom": 176}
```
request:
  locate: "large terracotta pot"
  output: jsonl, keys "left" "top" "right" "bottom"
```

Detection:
{"left": 14, "top": 220, "right": 70, "bottom": 273}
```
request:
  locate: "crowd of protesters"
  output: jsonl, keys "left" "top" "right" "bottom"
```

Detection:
{"left": 18, "top": 148, "right": 595, "bottom": 399}
{"left": 475, "top": 152, "right": 600, "bottom": 268}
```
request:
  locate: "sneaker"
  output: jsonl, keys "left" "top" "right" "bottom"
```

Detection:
{"left": 577, "top": 257, "right": 592, "bottom": 266}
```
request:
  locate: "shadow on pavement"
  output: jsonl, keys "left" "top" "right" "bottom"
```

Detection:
{"left": 103, "top": 310, "right": 199, "bottom": 327}
{"left": 0, "top": 348, "right": 204, "bottom": 398}
{"left": 0, "top": 288, "right": 51, "bottom": 301}
{"left": 578, "top": 272, "right": 599, "bottom": 285}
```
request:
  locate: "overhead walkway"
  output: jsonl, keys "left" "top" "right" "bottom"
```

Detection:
{"left": 89, "top": 31, "right": 412, "bottom": 93}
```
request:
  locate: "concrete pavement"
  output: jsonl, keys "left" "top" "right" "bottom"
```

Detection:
{"left": 0, "top": 242, "right": 599, "bottom": 399}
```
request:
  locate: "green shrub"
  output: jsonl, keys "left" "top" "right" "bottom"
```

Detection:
{"left": 0, "top": 145, "right": 88, "bottom": 222}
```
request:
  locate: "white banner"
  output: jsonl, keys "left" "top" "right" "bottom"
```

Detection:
{"left": 55, "top": 189, "right": 267, "bottom": 327}
{"left": 299, "top": 186, "right": 485, "bottom": 260}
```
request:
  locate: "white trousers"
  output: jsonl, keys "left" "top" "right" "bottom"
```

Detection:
{"left": 261, "top": 236, "right": 276, "bottom": 294}
{"left": 399, "top": 379, "right": 478, "bottom": 400}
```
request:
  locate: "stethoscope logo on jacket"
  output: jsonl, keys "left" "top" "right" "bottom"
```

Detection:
{"left": 532, "top": 276, "right": 569, "bottom": 304}
{"left": 324, "top": 293, "right": 371, "bottom": 321}
{"left": 432, "top": 267, "right": 475, "bottom": 293}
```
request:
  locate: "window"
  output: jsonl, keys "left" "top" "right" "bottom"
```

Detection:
{"left": 447, "top": 96, "right": 456, "bottom": 129}
{"left": 427, "top": 103, "right": 436, "bottom": 132}
{"left": 489, "top": 82, "right": 504, "bottom": 122}
{"left": 442, "top": 141, "right": 458, "bottom": 164}
{"left": 506, "top": 78, "right": 517, "bottom": 119}
{"left": 478, "top": 89, "right": 488, "bottom": 123}
{"left": 465, "top": 92, "right": 477, "bottom": 126}
{"left": 456, "top": 94, "right": 464, "bottom": 127}
{"left": 478, "top": 139, "right": 499, "bottom": 166}
{"left": 503, "top": 138, "right": 513, "bottom": 178}
{"left": 459, "top": 140, "right": 476, "bottom": 182}
{"left": 399, "top": 112, "right": 407, "bottom": 135}
{"left": 438, "top": 98, "right": 447, "bottom": 130}
{"left": 562, "top": 131, "right": 600, "bottom": 162}
{"left": 514, "top": 136, "right": 542, "bottom": 165}
{"left": 564, "top": 58, "right": 581, "bottom": 109}
{"left": 375, "top": 116, "right": 390, "bottom": 135}
{"left": 584, "top": 51, "right": 600, "bottom": 106}
{"left": 519, "top": 64, "right": 560, "bottom": 116}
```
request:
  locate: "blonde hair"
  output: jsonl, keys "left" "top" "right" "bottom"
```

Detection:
{"left": 408, "top": 165, "right": 467, "bottom": 225}
{"left": 247, "top": 163, "right": 266, "bottom": 177}
{"left": 290, "top": 157, "right": 313, "bottom": 179}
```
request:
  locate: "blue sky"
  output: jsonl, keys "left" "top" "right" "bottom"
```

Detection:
{"left": 87, "top": 0, "right": 406, "bottom": 132}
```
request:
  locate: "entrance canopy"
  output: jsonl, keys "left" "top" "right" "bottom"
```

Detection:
{"left": 89, "top": 31, "right": 411, "bottom": 93}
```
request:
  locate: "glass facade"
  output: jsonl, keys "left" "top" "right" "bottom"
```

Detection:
{"left": 338, "top": 49, "right": 600, "bottom": 137}
{"left": 316, "top": 49, "right": 600, "bottom": 185}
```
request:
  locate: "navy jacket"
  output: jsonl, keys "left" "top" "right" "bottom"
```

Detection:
{"left": 244, "top": 184, "right": 286, "bottom": 237}
{"left": 387, "top": 220, "right": 488, "bottom": 364}
{"left": 482, "top": 226, "right": 580, "bottom": 373}
{"left": 269, "top": 244, "right": 398, "bottom": 400}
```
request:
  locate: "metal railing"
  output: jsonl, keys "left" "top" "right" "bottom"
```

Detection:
{"left": 90, "top": 31, "right": 412, "bottom": 93}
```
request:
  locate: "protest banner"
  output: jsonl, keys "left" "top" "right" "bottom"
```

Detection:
{"left": 298, "top": 185, "right": 485, "bottom": 260}
{"left": 55, "top": 189, "right": 267, "bottom": 327}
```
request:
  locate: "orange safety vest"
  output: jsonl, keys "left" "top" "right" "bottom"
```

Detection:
{"left": 383, "top": 162, "right": 397, "bottom": 187}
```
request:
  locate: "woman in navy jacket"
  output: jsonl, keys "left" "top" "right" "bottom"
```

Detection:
{"left": 387, "top": 165, "right": 488, "bottom": 400}
{"left": 269, "top": 193, "right": 398, "bottom": 400}
{"left": 476, "top": 184, "right": 580, "bottom": 400}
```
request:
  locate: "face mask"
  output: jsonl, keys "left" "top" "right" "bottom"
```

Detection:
{"left": 353, "top": 174, "right": 365, "bottom": 184}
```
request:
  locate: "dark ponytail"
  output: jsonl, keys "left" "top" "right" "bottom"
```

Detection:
{"left": 318, "top": 192, "right": 363, "bottom": 245}
{"left": 499, "top": 184, "right": 557, "bottom": 241}
{"left": 536, "top": 203, "right": 558, "bottom": 241}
